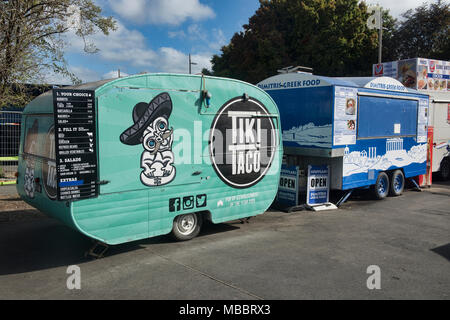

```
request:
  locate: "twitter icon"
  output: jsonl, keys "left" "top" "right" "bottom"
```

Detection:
{"left": 196, "top": 194, "right": 207, "bottom": 208}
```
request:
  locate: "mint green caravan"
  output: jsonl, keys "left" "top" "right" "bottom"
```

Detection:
{"left": 17, "top": 74, "right": 282, "bottom": 245}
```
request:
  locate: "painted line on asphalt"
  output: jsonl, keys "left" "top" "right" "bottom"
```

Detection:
{"left": 146, "top": 249, "right": 264, "bottom": 300}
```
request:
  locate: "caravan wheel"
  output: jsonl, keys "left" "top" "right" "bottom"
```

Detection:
{"left": 438, "top": 159, "right": 450, "bottom": 180}
{"left": 171, "top": 213, "right": 202, "bottom": 241}
{"left": 389, "top": 170, "right": 405, "bottom": 196}
{"left": 373, "top": 172, "right": 389, "bottom": 200}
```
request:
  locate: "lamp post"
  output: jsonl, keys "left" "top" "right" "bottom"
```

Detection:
{"left": 367, "top": 6, "right": 383, "bottom": 64}
{"left": 189, "top": 54, "right": 197, "bottom": 74}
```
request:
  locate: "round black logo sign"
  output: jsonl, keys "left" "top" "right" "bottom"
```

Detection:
{"left": 210, "top": 97, "right": 277, "bottom": 189}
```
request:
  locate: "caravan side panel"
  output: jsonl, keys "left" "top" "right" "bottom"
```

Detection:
{"left": 268, "top": 86, "right": 334, "bottom": 150}
{"left": 68, "top": 74, "right": 282, "bottom": 245}
{"left": 341, "top": 92, "right": 427, "bottom": 189}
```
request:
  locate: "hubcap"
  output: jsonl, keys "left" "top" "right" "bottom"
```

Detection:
{"left": 378, "top": 177, "right": 387, "bottom": 195}
{"left": 394, "top": 175, "right": 403, "bottom": 192}
{"left": 176, "top": 214, "right": 197, "bottom": 236}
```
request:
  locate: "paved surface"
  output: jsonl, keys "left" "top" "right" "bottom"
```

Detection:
{"left": 0, "top": 181, "right": 449, "bottom": 300}
{"left": 0, "top": 185, "right": 17, "bottom": 197}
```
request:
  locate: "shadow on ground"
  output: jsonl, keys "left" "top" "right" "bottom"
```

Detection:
{"left": 0, "top": 215, "right": 240, "bottom": 276}
{"left": 431, "top": 243, "right": 450, "bottom": 262}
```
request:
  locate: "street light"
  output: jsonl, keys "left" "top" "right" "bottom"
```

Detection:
{"left": 367, "top": 5, "right": 383, "bottom": 64}
{"left": 189, "top": 54, "right": 197, "bottom": 74}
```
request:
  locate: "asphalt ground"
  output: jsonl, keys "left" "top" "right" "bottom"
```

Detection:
{"left": 0, "top": 180, "right": 449, "bottom": 300}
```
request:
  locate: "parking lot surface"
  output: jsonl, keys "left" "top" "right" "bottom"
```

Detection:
{"left": 0, "top": 182, "right": 449, "bottom": 300}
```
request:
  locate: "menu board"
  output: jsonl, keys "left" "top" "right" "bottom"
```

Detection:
{"left": 333, "top": 86, "right": 358, "bottom": 146}
{"left": 373, "top": 58, "right": 450, "bottom": 92}
{"left": 53, "top": 89, "right": 98, "bottom": 201}
{"left": 417, "top": 98, "right": 429, "bottom": 143}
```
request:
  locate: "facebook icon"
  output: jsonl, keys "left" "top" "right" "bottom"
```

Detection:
{"left": 169, "top": 198, "right": 181, "bottom": 212}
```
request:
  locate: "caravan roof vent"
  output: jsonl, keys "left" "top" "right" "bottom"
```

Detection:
{"left": 277, "top": 66, "right": 313, "bottom": 74}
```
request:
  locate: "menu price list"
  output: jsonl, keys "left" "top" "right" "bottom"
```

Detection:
{"left": 53, "top": 89, "right": 98, "bottom": 201}
{"left": 333, "top": 86, "right": 358, "bottom": 146}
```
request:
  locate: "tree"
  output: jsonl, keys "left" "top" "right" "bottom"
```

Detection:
{"left": 211, "top": 0, "right": 388, "bottom": 84}
{"left": 0, "top": 0, "right": 116, "bottom": 108}
{"left": 380, "top": 9, "right": 398, "bottom": 63}
{"left": 392, "top": 0, "right": 449, "bottom": 61}
{"left": 201, "top": 68, "right": 213, "bottom": 76}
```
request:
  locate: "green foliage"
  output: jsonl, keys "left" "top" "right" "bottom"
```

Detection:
{"left": 392, "top": 0, "right": 449, "bottom": 61}
{"left": 0, "top": 0, "right": 116, "bottom": 108}
{"left": 210, "top": 0, "right": 449, "bottom": 84}
{"left": 211, "top": 0, "right": 381, "bottom": 83}
{"left": 380, "top": 8, "right": 398, "bottom": 63}
{"left": 201, "top": 68, "right": 213, "bottom": 76}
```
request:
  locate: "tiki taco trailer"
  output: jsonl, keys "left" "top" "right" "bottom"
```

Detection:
{"left": 17, "top": 74, "right": 282, "bottom": 245}
{"left": 258, "top": 73, "right": 429, "bottom": 201}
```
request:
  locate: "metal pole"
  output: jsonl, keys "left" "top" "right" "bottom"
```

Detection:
{"left": 378, "top": 12, "right": 383, "bottom": 64}
{"left": 378, "top": 26, "right": 383, "bottom": 64}
{"left": 189, "top": 53, "right": 197, "bottom": 74}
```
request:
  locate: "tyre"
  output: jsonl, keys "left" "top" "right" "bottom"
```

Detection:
{"left": 373, "top": 172, "right": 389, "bottom": 200}
{"left": 438, "top": 159, "right": 450, "bottom": 180}
{"left": 389, "top": 170, "right": 405, "bottom": 196}
{"left": 171, "top": 213, "right": 202, "bottom": 241}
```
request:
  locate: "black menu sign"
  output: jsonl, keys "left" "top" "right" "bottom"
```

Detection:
{"left": 53, "top": 89, "right": 98, "bottom": 201}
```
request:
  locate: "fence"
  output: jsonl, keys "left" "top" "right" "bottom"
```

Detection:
{"left": 0, "top": 111, "right": 22, "bottom": 185}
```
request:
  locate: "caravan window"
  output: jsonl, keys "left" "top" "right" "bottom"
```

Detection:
{"left": 357, "top": 96, "right": 418, "bottom": 139}
{"left": 23, "top": 115, "right": 55, "bottom": 160}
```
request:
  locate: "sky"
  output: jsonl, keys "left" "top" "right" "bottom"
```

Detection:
{"left": 51, "top": 0, "right": 433, "bottom": 84}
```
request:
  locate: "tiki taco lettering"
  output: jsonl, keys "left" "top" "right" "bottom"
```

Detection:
{"left": 229, "top": 111, "right": 262, "bottom": 175}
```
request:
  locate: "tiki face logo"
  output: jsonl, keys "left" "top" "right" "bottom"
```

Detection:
{"left": 210, "top": 96, "right": 277, "bottom": 188}
{"left": 120, "top": 93, "right": 176, "bottom": 187}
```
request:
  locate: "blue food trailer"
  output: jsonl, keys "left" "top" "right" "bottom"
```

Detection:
{"left": 258, "top": 73, "right": 429, "bottom": 200}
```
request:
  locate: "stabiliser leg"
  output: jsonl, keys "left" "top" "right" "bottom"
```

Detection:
{"left": 336, "top": 189, "right": 354, "bottom": 207}
{"left": 409, "top": 178, "right": 422, "bottom": 192}
{"left": 239, "top": 217, "right": 252, "bottom": 224}
{"left": 84, "top": 240, "right": 109, "bottom": 259}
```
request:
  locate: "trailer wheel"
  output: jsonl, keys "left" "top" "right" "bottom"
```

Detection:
{"left": 389, "top": 170, "right": 405, "bottom": 196}
{"left": 171, "top": 213, "right": 202, "bottom": 241}
{"left": 438, "top": 159, "right": 450, "bottom": 180}
{"left": 373, "top": 172, "right": 389, "bottom": 200}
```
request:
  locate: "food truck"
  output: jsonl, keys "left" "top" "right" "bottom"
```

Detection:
{"left": 373, "top": 58, "right": 450, "bottom": 181}
{"left": 258, "top": 73, "right": 429, "bottom": 201}
{"left": 17, "top": 74, "right": 282, "bottom": 246}
{"left": 429, "top": 91, "right": 450, "bottom": 180}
